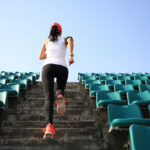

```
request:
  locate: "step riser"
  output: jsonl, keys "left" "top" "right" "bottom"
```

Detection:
{"left": 16, "top": 105, "right": 87, "bottom": 109}
{"left": 7, "top": 109, "right": 91, "bottom": 115}
{"left": 18, "top": 101, "right": 87, "bottom": 106}
{"left": 25, "top": 96, "right": 83, "bottom": 100}
{"left": 0, "top": 140, "right": 106, "bottom": 149}
{"left": 7, "top": 115, "right": 95, "bottom": 121}
{"left": 2, "top": 121, "right": 95, "bottom": 128}
{"left": 1, "top": 128, "right": 101, "bottom": 139}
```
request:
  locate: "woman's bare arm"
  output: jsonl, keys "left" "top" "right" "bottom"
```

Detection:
{"left": 38, "top": 39, "right": 48, "bottom": 60}
{"left": 67, "top": 37, "right": 74, "bottom": 65}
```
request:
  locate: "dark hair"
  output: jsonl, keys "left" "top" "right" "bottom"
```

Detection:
{"left": 48, "top": 25, "right": 61, "bottom": 42}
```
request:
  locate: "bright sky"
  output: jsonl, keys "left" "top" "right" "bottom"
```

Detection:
{"left": 0, "top": 0, "right": 150, "bottom": 82}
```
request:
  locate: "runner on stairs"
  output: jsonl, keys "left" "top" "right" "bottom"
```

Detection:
{"left": 38, "top": 22, "right": 74, "bottom": 139}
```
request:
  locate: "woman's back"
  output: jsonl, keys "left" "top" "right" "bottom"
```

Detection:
{"left": 43, "top": 37, "right": 67, "bottom": 68}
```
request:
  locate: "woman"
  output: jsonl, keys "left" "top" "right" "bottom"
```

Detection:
{"left": 38, "top": 22, "right": 74, "bottom": 139}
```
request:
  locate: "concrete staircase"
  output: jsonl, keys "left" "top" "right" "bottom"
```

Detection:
{"left": 0, "top": 82, "right": 108, "bottom": 150}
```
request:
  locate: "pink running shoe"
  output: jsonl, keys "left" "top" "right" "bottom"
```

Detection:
{"left": 43, "top": 123, "right": 57, "bottom": 139}
{"left": 55, "top": 94, "right": 66, "bottom": 115}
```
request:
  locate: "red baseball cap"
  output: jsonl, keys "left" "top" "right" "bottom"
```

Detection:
{"left": 50, "top": 22, "right": 62, "bottom": 32}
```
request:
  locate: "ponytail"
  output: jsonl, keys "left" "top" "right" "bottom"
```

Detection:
{"left": 48, "top": 25, "right": 61, "bottom": 42}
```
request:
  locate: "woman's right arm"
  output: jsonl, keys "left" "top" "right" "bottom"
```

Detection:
{"left": 38, "top": 39, "right": 48, "bottom": 60}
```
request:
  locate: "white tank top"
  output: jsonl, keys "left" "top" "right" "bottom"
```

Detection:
{"left": 42, "top": 37, "right": 67, "bottom": 68}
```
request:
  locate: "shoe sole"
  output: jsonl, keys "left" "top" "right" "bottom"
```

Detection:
{"left": 43, "top": 132, "right": 53, "bottom": 139}
{"left": 57, "top": 98, "right": 66, "bottom": 115}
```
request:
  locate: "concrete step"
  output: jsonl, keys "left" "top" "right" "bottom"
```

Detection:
{"left": 2, "top": 120, "right": 96, "bottom": 128}
{"left": 25, "top": 95, "right": 84, "bottom": 99}
{"left": 7, "top": 114, "right": 95, "bottom": 121}
{"left": 0, "top": 128, "right": 102, "bottom": 139}
{"left": 16, "top": 105, "right": 88, "bottom": 110}
{"left": 7, "top": 108, "right": 92, "bottom": 115}
{"left": 18, "top": 101, "right": 88, "bottom": 107}
{"left": 23, "top": 97, "right": 85, "bottom": 101}
{"left": 0, "top": 137, "right": 107, "bottom": 150}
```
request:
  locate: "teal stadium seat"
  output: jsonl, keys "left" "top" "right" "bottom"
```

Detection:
{"left": 94, "top": 73, "right": 107, "bottom": 80}
{"left": 105, "top": 80, "right": 122, "bottom": 86}
{"left": 89, "top": 84, "right": 109, "bottom": 97}
{"left": 81, "top": 76, "right": 96, "bottom": 84}
{"left": 19, "top": 75, "right": 34, "bottom": 84}
{"left": 0, "top": 71, "right": 8, "bottom": 76}
{"left": 138, "top": 84, "right": 150, "bottom": 92}
{"left": 134, "top": 76, "right": 148, "bottom": 81}
{"left": 98, "top": 76, "right": 113, "bottom": 81}
{"left": 125, "top": 80, "right": 142, "bottom": 86}
{"left": 0, "top": 91, "right": 8, "bottom": 108}
{"left": 6, "top": 75, "right": 15, "bottom": 83}
{"left": 0, "top": 83, "right": 20, "bottom": 97}
{"left": 107, "top": 104, "right": 150, "bottom": 132}
{"left": 114, "top": 84, "right": 134, "bottom": 94}
{"left": 96, "top": 91, "right": 127, "bottom": 108}
{"left": 79, "top": 73, "right": 93, "bottom": 81}
{"left": 117, "top": 76, "right": 131, "bottom": 81}
{"left": 85, "top": 80, "right": 101, "bottom": 89}
{"left": 148, "top": 104, "right": 150, "bottom": 117}
{"left": 11, "top": 79, "right": 28, "bottom": 89}
{"left": 127, "top": 91, "right": 150, "bottom": 106}
{"left": 129, "top": 124, "right": 150, "bottom": 150}
{"left": 0, "top": 79, "right": 7, "bottom": 85}
{"left": 145, "top": 80, "right": 150, "bottom": 85}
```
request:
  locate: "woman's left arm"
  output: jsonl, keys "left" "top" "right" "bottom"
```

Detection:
{"left": 38, "top": 39, "right": 48, "bottom": 60}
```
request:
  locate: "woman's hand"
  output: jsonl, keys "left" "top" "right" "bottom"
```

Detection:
{"left": 68, "top": 56, "right": 74, "bottom": 66}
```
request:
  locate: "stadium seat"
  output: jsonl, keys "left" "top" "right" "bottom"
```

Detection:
{"left": 105, "top": 80, "right": 122, "bottom": 86}
{"left": 114, "top": 84, "right": 134, "bottom": 93}
{"left": 0, "top": 83, "right": 20, "bottom": 97}
{"left": 134, "top": 76, "right": 148, "bottom": 81}
{"left": 89, "top": 84, "right": 109, "bottom": 97}
{"left": 125, "top": 80, "right": 142, "bottom": 86}
{"left": 138, "top": 85, "right": 150, "bottom": 92}
{"left": 127, "top": 91, "right": 150, "bottom": 106}
{"left": 98, "top": 76, "right": 113, "bottom": 81}
{"left": 19, "top": 75, "right": 34, "bottom": 84}
{"left": 0, "top": 79, "right": 7, "bottom": 85}
{"left": 78, "top": 73, "right": 93, "bottom": 81}
{"left": 81, "top": 76, "right": 96, "bottom": 84}
{"left": 117, "top": 76, "right": 131, "bottom": 80}
{"left": 96, "top": 91, "right": 127, "bottom": 108}
{"left": 0, "top": 91, "right": 8, "bottom": 108}
{"left": 145, "top": 80, "right": 150, "bottom": 85}
{"left": 129, "top": 124, "right": 150, "bottom": 150}
{"left": 85, "top": 80, "right": 101, "bottom": 89}
{"left": 108, "top": 104, "right": 150, "bottom": 132}
{"left": 11, "top": 79, "right": 28, "bottom": 89}
{"left": 148, "top": 104, "right": 150, "bottom": 117}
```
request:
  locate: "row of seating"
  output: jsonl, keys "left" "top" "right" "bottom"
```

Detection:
{"left": 0, "top": 71, "right": 40, "bottom": 109}
{"left": 78, "top": 72, "right": 150, "bottom": 79}
{"left": 79, "top": 72, "right": 150, "bottom": 150}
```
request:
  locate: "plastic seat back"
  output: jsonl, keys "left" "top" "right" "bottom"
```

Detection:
{"left": 139, "top": 85, "right": 150, "bottom": 92}
{"left": 117, "top": 76, "right": 131, "bottom": 80}
{"left": 105, "top": 80, "right": 122, "bottom": 85}
{"left": 0, "top": 91, "right": 8, "bottom": 107}
{"left": 99, "top": 76, "right": 113, "bottom": 80}
{"left": 115, "top": 84, "right": 134, "bottom": 92}
{"left": 127, "top": 91, "right": 150, "bottom": 105}
{"left": 97, "top": 92, "right": 121, "bottom": 101}
{"left": 125, "top": 80, "right": 141, "bottom": 86}
{"left": 129, "top": 124, "right": 150, "bottom": 150}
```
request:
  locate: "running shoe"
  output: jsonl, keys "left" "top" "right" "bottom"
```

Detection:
{"left": 55, "top": 94, "right": 66, "bottom": 114}
{"left": 43, "top": 123, "right": 57, "bottom": 139}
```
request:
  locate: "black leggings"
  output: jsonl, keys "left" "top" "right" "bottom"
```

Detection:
{"left": 42, "top": 64, "right": 68, "bottom": 125}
